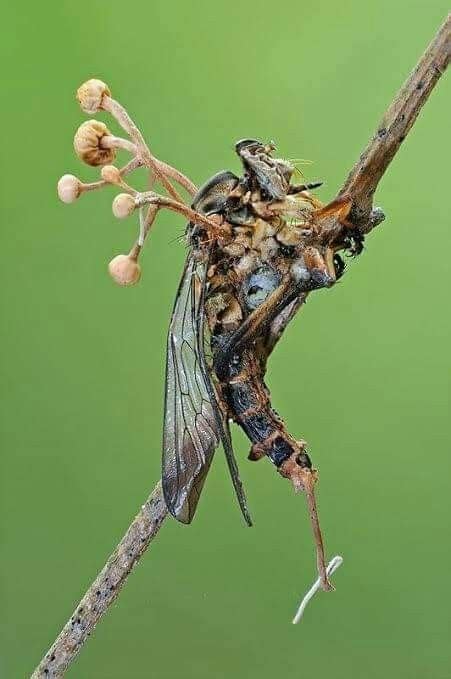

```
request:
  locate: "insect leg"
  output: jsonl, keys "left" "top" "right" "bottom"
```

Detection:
{"left": 288, "top": 181, "right": 323, "bottom": 194}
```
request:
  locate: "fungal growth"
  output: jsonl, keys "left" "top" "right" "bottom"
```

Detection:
{"left": 57, "top": 79, "right": 388, "bottom": 592}
{"left": 34, "top": 18, "right": 450, "bottom": 676}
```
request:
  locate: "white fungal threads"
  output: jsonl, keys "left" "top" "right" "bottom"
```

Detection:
{"left": 138, "top": 207, "right": 146, "bottom": 247}
{"left": 292, "top": 555, "right": 343, "bottom": 624}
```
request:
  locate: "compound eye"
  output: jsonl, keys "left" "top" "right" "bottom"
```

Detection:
{"left": 235, "top": 138, "right": 263, "bottom": 155}
{"left": 192, "top": 171, "right": 239, "bottom": 215}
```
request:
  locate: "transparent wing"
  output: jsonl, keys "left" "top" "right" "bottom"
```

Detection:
{"left": 162, "top": 251, "right": 251, "bottom": 525}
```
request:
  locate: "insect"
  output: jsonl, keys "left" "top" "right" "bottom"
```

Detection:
{"left": 162, "top": 139, "right": 357, "bottom": 589}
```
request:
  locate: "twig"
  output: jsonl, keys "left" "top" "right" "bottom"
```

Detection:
{"left": 338, "top": 13, "right": 450, "bottom": 228}
{"left": 266, "top": 14, "right": 450, "bottom": 348}
{"left": 31, "top": 484, "right": 167, "bottom": 679}
{"left": 33, "top": 15, "right": 450, "bottom": 678}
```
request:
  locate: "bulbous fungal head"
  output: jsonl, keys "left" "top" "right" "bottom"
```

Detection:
{"left": 57, "top": 174, "right": 82, "bottom": 203}
{"left": 112, "top": 193, "right": 136, "bottom": 219}
{"left": 74, "top": 120, "right": 116, "bottom": 167}
{"left": 108, "top": 254, "right": 141, "bottom": 286}
{"left": 101, "top": 165, "right": 122, "bottom": 184}
{"left": 76, "top": 79, "right": 111, "bottom": 114}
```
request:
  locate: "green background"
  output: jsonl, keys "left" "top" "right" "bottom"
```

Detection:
{"left": 1, "top": 2, "right": 450, "bottom": 677}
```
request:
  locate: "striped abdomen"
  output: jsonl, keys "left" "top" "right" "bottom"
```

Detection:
{"left": 220, "top": 350, "right": 300, "bottom": 468}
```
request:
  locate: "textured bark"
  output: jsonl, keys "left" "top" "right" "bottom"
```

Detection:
{"left": 31, "top": 484, "right": 167, "bottom": 678}
{"left": 338, "top": 14, "right": 450, "bottom": 228}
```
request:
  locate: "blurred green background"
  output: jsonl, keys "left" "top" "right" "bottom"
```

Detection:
{"left": 1, "top": 1, "right": 450, "bottom": 677}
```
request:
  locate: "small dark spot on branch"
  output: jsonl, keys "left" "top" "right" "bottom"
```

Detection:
{"left": 399, "top": 135, "right": 406, "bottom": 142}
{"left": 416, "top": 80, "right": 424, "bottom": 90}
{"left": 377, "top": 127, "right": 387, "bottom": 139}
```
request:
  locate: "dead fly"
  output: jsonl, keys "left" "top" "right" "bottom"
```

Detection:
{"left": 161, "top": 139, "right": 354, "bottom": 591}
{"left": 59, "top": 84, "right": 364, "bottom": 595}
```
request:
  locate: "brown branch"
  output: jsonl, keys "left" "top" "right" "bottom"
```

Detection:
{"left": 31, "top": 484, "right": 167, "bottom": 679}
{"left": 338, "top": 13, "right": 450, "bottom": 228}
{"left": 33, "top": 15, "right": 450, "bottom": 678}
{"left": 267, "top": 13, "right": 449, "bottom": 348}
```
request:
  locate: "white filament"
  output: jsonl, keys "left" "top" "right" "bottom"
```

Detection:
{"left": 138, "top": 206, "right": 146, "bottom": 246}
{"left": 292, "top": 555, "right": 343, "bottom": 624}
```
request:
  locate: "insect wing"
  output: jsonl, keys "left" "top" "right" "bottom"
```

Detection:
{"left": 162, "top": 254, "right": 220, "bottom": 523}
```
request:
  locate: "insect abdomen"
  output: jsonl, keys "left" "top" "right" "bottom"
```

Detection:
{"left": 223, "top": 356, "right": 297, "bottom": 467}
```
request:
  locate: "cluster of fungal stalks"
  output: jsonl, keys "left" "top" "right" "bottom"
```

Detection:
{"left": 57, "top": 78, "right": 209, "bottom": 285}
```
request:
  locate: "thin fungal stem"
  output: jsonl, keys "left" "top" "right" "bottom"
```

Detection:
{"left": 292, "top": 555, "right": 343, "bottom": 624}
{"left": 100, "top": 134, "right": 137, "bottom": 155}
{"left": 137, "top": 204, "right": 159, "bottom": 246}
{"left": 136, "top": 192, "right": 229, "bottom": 233}
{"left": 156, "top": 159, "right": 197, "bottom": 196}
{"left": 82, "top": 157, "right": 142, "bottom": 193}
{"left": 99, "top": 135, "right": 198, "bottom": 196}
{"left": 102, "top": 95, "right": 186, "bottom": 202}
